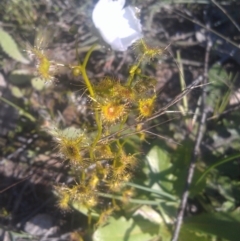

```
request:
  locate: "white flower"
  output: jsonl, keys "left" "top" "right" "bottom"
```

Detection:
{"left": 92, "top": 0, "right": 143, "bottom": 51}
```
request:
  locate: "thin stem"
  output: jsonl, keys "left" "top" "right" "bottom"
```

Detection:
{"left": 97, "top": 192, "right": 175, "bottom": 206}
{"left": 196, "top": 153, "right": 240, "bottom": 185}
{"left": 171, "top": 25, "right": 212, "bottom": 241}
{"left": 81, "top": 44, "right": 103, "bottom": 154}
{"left": 125, "top": 182, "right": 178, "bottom": 201}
{"left": 0, "top": 96, "right": 36, "bottom": 122}
{"left": 83, "top": 44, "right": 97, "bottom": 69}
{"left": 81, "top": 45, "right": 96, "bottom": 98}
{"left": 127, "top": 55, "right": 144, "bottom": 86}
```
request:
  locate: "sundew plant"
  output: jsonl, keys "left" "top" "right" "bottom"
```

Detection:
{"left": 25, "top": 2, "right": 199, "bottom": 241}
{"left": 29, "top": 27, "right": 169, "bottom": 206}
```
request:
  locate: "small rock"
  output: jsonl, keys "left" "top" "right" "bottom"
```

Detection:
{"left": 0, "top": 73, "right": 6, "bottom": 87}
{"left": 24, "top": 213, "right": 57, "bottom": 237}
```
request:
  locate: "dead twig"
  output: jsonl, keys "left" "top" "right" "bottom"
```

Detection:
{"left": 171, "top": 24, "right": 212, "bottom": 241}
{"left": 174, "top": 10, "right": 240, "bottom": 50}
{"left": 0, "top": 175, "right": 31, "bottom": 194}
{"left": 211, "top": 0, "right": 240, "bottom": 32}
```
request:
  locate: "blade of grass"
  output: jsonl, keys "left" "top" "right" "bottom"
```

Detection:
{"left": 0, "top": 96, "right": 36, "bottom": 122}
{"left": 97, "top": 192, "right": 177, "bottom": 206}
{"left": 176, "top": 50, "right": 188, "bottom": 114}
{"left": 196, "top": 153, "right": 240, "bottom": 185}
{"left": 125, "top": 182, "right": 178, "bottom": 201}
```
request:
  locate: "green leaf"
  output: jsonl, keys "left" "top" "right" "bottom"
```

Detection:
{"left": 217, "top": 176, "right": 235, "bottom": 203}
{"left": 134, "top": 205, "right": 173, "bottom": 239}
{"left": 207, "top": 63, "right": 233, "bottom": 113}
{"left": 181, "top": 211, "right": 240, "bottom": 241}
{"left": 208, "top": 63, "right": 228, "bottom": 86}
{"left": 171, "top": 141, "right": 192, "bottom": 196}
{"left": 0, "top": 28, "right": 29, "bottom": 64}
{"left": 11, "top": 86, "right": 23, "bottom": 98}
{"left": 71, "top": 201, "right": 99, "bottom": 219}
{"left": 147, "top": 146, "right": 171, "bottom": 174}
{"left": 93, "top": 216, "right": 159, "bottom": 241}
{"left": 133, "top": 205, "right": 163, "bottom": 224}
{"left": 9, "top": 69, "right": 33, "bottom": 85}
{"left": 179, "top": 229, "right": 211, "bottom": 241}
{"left": 31, "top": 77, "right": 45, "bottom": 91}
{"left": 62, "top": 126, "right": 85, "bottom": 138}
{"left": 48, "top": 126, "right": 85, "bottom": 140}
{"left": 146, "top": 146, "right": 173, "bottom": 192}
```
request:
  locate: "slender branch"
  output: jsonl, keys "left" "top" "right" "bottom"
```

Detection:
{"left": 171, "top": 26, "right": 212, "bottom": 241}
{"left": 211, "top": 0, "right": 240, "bottom": 32}
{"left": 174, "top": 10, "right": 240, "bottom": 50}
{"left": 0, "top": 175, "right": 31, "bottom": 193}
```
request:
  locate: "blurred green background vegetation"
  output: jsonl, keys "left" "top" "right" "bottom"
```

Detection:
{"left": 0, "top": 0, "right": 240, "bottom": 240}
